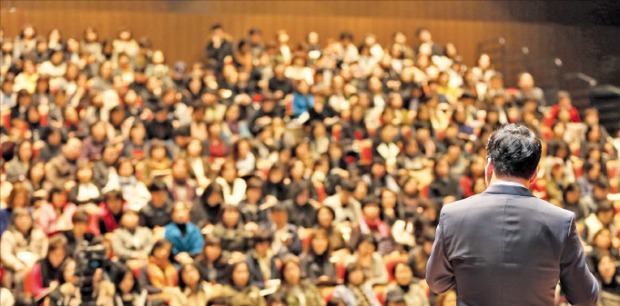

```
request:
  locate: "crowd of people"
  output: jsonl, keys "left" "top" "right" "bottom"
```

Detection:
{"left": 0, "top": 23, "right": 619, "bottom": 306}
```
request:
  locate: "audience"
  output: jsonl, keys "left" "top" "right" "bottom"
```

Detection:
{"left": 1, "top": 23, "right": 619, "bottom": 306}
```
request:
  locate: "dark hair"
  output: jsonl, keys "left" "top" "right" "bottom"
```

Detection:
{"left": 384, "top": 292, "right": 407, "bottom": 306}
{"left": 217, "top": 204, "right": 241, "bottom": 226}
{"left": 72, "top": 209, "right": 90, "bottom": 224}
{"left": 339, "top": 31, "right": 354, "bottom": 41}
{"left": 316, "top": 205, "right": 336, "bottom": 225}
{"left": 343, "top": 263, "right": 365, "bottom": 285}
{"left": 421, "top": 229, "right": 436, "bottom": 243}
{"left": 279, "top": 257, "right": 301, "bottom": 283}
{"left": 582, "top": 160, "right": 599, "bottom": 177}
{"left": 485, "top": 124, "right": 541, "bottom": 179}
{"left": 150, "top": 239, "right": 172, "bottom": 257}
{"left": 308, "top": 229, "right": 331, "bottom": 257}
{"left": 246, "top": 176, "right": 264, "bottom": 190}
{"left": 562, "top": 183, "right": 580, "bottom": 203}
{"left": 252, "top": 228, "right": 273, "bottom": 245}
{"left": 356, "top": 234, "right": 377, "bottom": 250}
{"left": 207, "top": 297, "right": 232, "bottom": 306}
{"left": 267, "top": 293, "right": 288, "bottom": 306}
{"left": 48, "top": 234, "right": 68, "bottom": 253}
{"left": 201, "top": 183, "right": 224, "bottom": 206}
{"left": 548, "top": 140, "right": 569, "bottom": 161}
{"left": 339, "top": 179, "right": 357, "bottom": 193}
{"left": 48, "top": 187, "right": 66, "bottom": 202}
{"left": 287, "top": 180, "right": 311, "bottom": 202}
{"left": 178, "top": 263, "right": 202, "bottom": 290}
{"left": 196, "top": 237, "right": 225, "bottom": 267}
{"left": 327, "top": 297, "right": 344, "bottom": 306}
{"left": 103, "top": 189, "right": 124, "bottom": 202}
{"left": 271, "top": 202, "right": 289, "bottom": 213}
{"left": 148, "top": 179, "right": 168, "bottom": 192}
{"left": 415, "top": 28, "right": 429, "bottom": 36}
{"left": 596, "top": 200, "right": 613, "bottom": 214}
{"left": 391, "top": 261, "right": 412, "bottom": 279}
{"left": 227, "top": 261, "right": 250, "bottom": 287}
{"left": 205, "top": 236, "right": 222, "bottom": 247}
{"left": 113, "top": 264, "right": 140, "bottom": 294}
{"left": 361, "top": 195, "right": 381, "bottom": 209}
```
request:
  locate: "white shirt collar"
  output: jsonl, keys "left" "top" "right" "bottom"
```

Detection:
{"left": 492, "top": 181, "right": 526, "bottom": 188}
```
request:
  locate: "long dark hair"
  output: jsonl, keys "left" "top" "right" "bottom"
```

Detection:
{"left": 343, "top": 263, "right": 365, "bottom": 286}
{"left": 307, "top": 229, "right": 331, "bottom": 259}
{"left": 113, "top": 264, "right": 141, "bottom": 295}
{"left": 200, "top": 183, "right": 224, "bottom": 207}
{"left": 178, "top": 263, "right": 203, "bottom": 291}
{"left": 227, "top": 261, "right": 250, "bottom": 289}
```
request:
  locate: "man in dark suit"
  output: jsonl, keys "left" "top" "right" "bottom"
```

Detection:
{"left": 426, "top": 124, "right": 598, "bottom": 305}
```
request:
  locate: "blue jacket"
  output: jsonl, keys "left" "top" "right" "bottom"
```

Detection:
{"left": 0, "top": 209, "right": 11, "bottom": 235}
{"left": 164, "top": 222, "right": 204, "bottom": 256}
{"left": 292, "top": 93, "right": 314, "bottom": 118}
{"left": 426, "top": 183, "right": 599, "bottom": 306}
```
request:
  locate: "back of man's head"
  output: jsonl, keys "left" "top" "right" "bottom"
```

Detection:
{"left": 486, "top": 124, "right": 541, "bottom": 180}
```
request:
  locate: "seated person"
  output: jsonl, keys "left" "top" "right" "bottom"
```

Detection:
{"left": 93, "top": 189, "right": 126, "bottom": 236}
{"left": 111, "top": 265, "right": 149, "bottom": 306}
{"left": 347, "top": 235, "right": 388, "bottom": 286}
{"left": 170, "top": 263, "right": 218, "bottom": 306}
{"left": 284, "top": 181, "right": 318, "bottom": 229}
{"left": 408, "top": 229, "right": 436, "bottom": 280}
{"left": 300, "top": 229, "right": 338, "bottom": 286}
{"left": 238, "top": 176, "right": 270, "bottom": 225}
{"left": 385, "top": 262, "right": 430, "bottom": 306}
{"left": 595, "top": 254, "right": 620, "bottom": 303}
{"left": 1, "top": 208, "right": 48, "bottom": 288}
{"left": 212, "top": 205, "right": 251, "bottom": 254}
{"left": 111, "top": 210, "right": 154, "bottom": 268}
{"left": 68, "top": 161, "right": 102, "bottom": 206}
{"left": 265, "top": 203, "right": 303, "bottom": 257}
{"left": 32, "top": 235, "right": 68, "bottom": 298}
{"left": 63, "top": 209, "right": 95, "bottom": 257}
{"left": 194, "top": 237, "right": 229, "bottom": 284}
{"left": 37, "top": 187, "right": 76, "bottom": 235}
{"left": 139, "top": 180, "right": 174, "bottom": 229}
{"left": 138, "top": 239, "right": 178, "bottom": 295}
{"left": 164, "top": 201, "right": 205, "bottom": 265}
{"left": 220, "top": 261, "right": 267, "bottom": 306}
{"left": 314, "top": 206, "right": 347, "bottom": 252}
{"left": 349, "top": 195, "right": 396, "bottom": 255}
{"left": 333, "top": 263, "right": 381, "bottom": 306}
{"left": 276, "top": 258, "right": 325, "bottom": 306}
{"left": 246, "top": 229, "right": 280, "bottom": 290}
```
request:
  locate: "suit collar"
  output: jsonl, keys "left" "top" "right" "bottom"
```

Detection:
{"left": 483, "top": 183, "right": 535, "bottom": 197}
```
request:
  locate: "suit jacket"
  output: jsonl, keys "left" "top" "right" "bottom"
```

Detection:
{"left": 426, "top": 183, "right": 599, "bottom": 306}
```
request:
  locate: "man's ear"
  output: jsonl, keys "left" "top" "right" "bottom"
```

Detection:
{"left": 529, "top": 167, "right": 539, "bottom": 187}
{"left": 485, "top": 158, "right": 493, "bottom": 186}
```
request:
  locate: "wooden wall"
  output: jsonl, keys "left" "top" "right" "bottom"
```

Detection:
{"left": 1, "top": 1, "right": 616, "bottom": 85}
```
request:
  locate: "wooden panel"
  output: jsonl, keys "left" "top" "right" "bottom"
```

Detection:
{"left": 0, "top": 1, "right": 615, "bottom": 86}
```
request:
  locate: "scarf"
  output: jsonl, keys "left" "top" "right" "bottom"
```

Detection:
{"left": 98, "top": 202, "right": 121, "bottom": 234}
{"left": 349, "top": 285, "right": 371, "bottom": 306}
{"left": 147, "top": 258, "right": 178, "bottom": 288}
{"left": 360, "top": 217, "right": 390, "bottom": 237}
